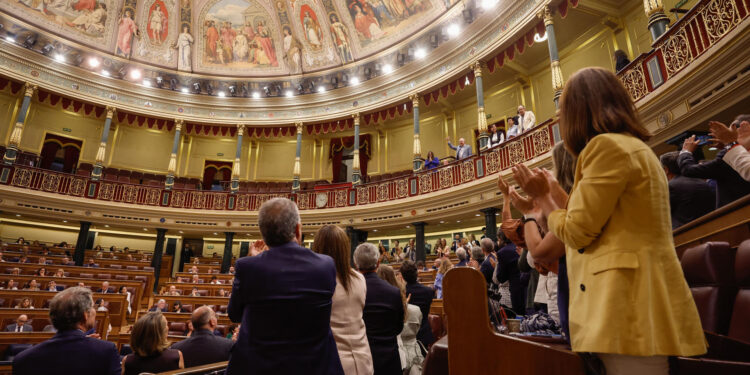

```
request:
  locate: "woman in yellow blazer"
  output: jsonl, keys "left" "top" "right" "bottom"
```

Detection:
{"left": 513, "top": 67, "right": 705, "bottom": 374}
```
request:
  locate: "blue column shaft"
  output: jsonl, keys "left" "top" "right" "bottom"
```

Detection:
{"left": 413, "top": 105, "right": 420, "bottom": 134}
{"left": 475, "top": 75, "right": 484, "bottom": 107}
{"left": 171, "top": 128, "right": 181, "bottom": 154}
{"left": 546, "top": 24, "right": 559, "bottom": 61}
{"left": 16, "top": 95, "right": 32, "bottom": 125}
{"left": 295, "top": 132, "right": 302, "bottom": 157}
{"left": 235, "top": 134, "right": 243, "bottom": 159}
{"left": 100, "top": 117, "right": 112, "bottom": 143}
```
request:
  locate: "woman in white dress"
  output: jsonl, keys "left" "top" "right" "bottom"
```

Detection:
{"left": 312, "top": 225, "right": 373, "bottom": 375}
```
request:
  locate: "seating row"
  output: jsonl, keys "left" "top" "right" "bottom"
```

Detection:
{"left": 3, "top": 263, "right": 154, "bottom": 297}
{"left": 0, "top": 290, "right": 127, "bottom": 330}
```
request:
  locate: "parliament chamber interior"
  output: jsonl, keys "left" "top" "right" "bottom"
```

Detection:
{"left": 0, "top": 0, "right": 749, "bottom": 373}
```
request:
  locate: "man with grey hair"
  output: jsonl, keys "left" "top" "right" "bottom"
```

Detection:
{"left": 12, "top": 287, "right": 121, "bottom": 374}
{"left": 479, "top": 238, "right": 497, "bottom": 286}
{"left": 172, "top": 306, "right": 233, "bottom": 368}
{"left": 456, "top": 248, "right": 468, "bottom": 267}
{"left": 227, "top": 198, "right": 343, "bottom": 375}
{"left": 354, "top": 243, "right": 404, "bottom": 375}
{"left": 447, "top": 136, "right": 473, "bottom": 160}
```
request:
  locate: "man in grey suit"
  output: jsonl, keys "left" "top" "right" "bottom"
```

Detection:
{"left": 171, "top": 306, "right": 233, "bottom": 368}
{"left": 6, "top": 314, "right": 33, "bottom": 332}
{"left": 447, "top": 137, "right": 473, "bottom": 160}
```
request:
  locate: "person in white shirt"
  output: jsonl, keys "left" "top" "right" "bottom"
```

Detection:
{"left": 488, "top": 123, "right": 504, "bottom": 147}
{"left": 506, "top": 117, "right": 520, "bottom": 138}
{"left": 517, "top": 105, "right": 536, "bottom": 133}
{"left": 446, "top": 137, "right": 473, "bottom": 160}
{"left": 710, "top": 116, "right": 750, "bottom": 181}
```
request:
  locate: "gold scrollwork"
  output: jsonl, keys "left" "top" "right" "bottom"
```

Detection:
{"left": 485, "top": 150, "right": 500, "bottom": 174}
{"left": 11, "top": 168, "right": 32, "bottom": 188}
{"left": 41, "top": 173, "right": 60, "bottom": 192}
{"left": 460, "top": 161, "right": 475, "bottom": 183}
{"left": 68, "top": 178, "right": 86, "bottom": 196}
{"left": 621, "top": 64, "right": 649, "bottom": 101}
{"left": 396, "top": 179, "right": 408, "bottom": 198}
{"left": 213, "top": 194, "right": 226, "bottom": 210}
{"left": 508, "top": 141, "right": 525, "bottom": 165}
{"left": 660, "top": 29, "right": 692, "bottom": 78}
{"left": 335, "top": 190, "right": 347, "bottom": 207}
{"left": 145, "top": 189, "right": 161, "bottom": 205}
{"left": 172, "top": 191, "right": 185, "bottom": 207}
{"left": 419, "top": 174, "right": 432, "bottom": 194}
{"left": 532, "top": 128, "right": 552, "bottom": 156}
{"left": 357, "top": 187, "right": 369, "bottom": 204}
{"left": 98, "top": 183, "right": 114, "bottom": 200}
{"left": 377, "top": 184, "right": 388, "bottom": 202}
{"left": 439, "top": 168, "right": 453, "bottom": 189}
{"left": 703, "top": 0, "right": 740, "bottom": 44}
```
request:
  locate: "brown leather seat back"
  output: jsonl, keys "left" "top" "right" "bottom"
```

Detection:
{"left": 168, "top": 322, "right": 186, "bottom": 336}
{"left": 728, "top": 240, "right": 750, "bottom": 342}
{"left": 428, "top": 314, "right": 444, "bottom": 342}
{"left": 681, "top": 242, "right": 737, "bottom": 335}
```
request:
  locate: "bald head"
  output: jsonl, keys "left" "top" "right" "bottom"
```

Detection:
{"left": 480, "top": 238, "right": 494, "bottom": 254}
{"left": 458, "top": 138, "right": 466, "bottom": 146}
{"left": 191, "top": 306, "right": 217, "bottom": 331}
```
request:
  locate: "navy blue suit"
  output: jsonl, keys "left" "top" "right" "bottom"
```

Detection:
{"left": 226, "top": 242, "right": 344, "bottom": 375}
{"left": 362, "top": 271, "right": 404, "bottom": 375}
{"left": 405, "top": 281, "right": 435, "bottom": 348}
{"left": 12, "top": 329, "right": 120, "bottom": 375}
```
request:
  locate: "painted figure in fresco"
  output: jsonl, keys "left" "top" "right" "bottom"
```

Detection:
{"left": 149, "top": 3, "right": 167, "bottom": 44}
{"left": 255, "top": 21, "right": 278, "bottom": 67}
{"left": 205, "top": 20, "right": 219, "bottom": 62}
{"left": 283, "top": 26, "right": 302, "bottom": 73}
{"left": 220, "top": 21, "right": 236, "bottom": 63}
{"left": 302, "top": 9, "right": 322, "bottom": 48}
{"left": 233, "top": 33, "right": 249, "bottom": 61}
{"left": 371, "top": 0, "right": 393, "bottom": 26}
{"left": 351, "top": 3, "right": 382, "bottom": 40}
{"left": 69, "top": 2, "right": 107, "bottom": 34}
{"left": 385, "top": 0, "right": 408, "bottom": 20}
{"left": 177, "top": 25, "right": 194, "bottom": 71}
{"left": 72, "top": 0, "right": 97, "bottom": 12}
{"left": 329, "top": 14, "right": 352, "bottom": 63}
{"left": 116, "top": 9, "right": 138, "bottom": 57}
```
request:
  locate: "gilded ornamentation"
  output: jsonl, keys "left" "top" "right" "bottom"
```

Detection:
{"left": 236, "top": 194, "right": 249, "bottom": 210}
{"left": 335, "top": 190, "right": 347, "bottom": 207}
{"left": 377, "top": 183, "right": 388, "bottom": 202}
{"left": 703, "top": 0, "right": 740, "bottom": 43}
{"left": 419, "top": 174, "right": 432, "bottom": 194}
{"left": 532, "top": 128, "right": 552, "bottom": 155}
{"left": 213, "top": 194, "right": 226, "bottom": 210}
{"left": 11, "top": 168, "right": 32, "bottom": 188}
{"left": 357, "top": 187, "right": 369, "bottom": 205}
{"left": 485, "top": 150, "right": 500, "bottom": 174}
{"left": 508, "top": 141, "right": 525, "bottom": 165}
{"left": 172, "top": 191, "right": 185, "bottom": 207}
{"left": 192, "top": 192, "right": 206, "bottom": 209}
{"left": 621, "top": 64, "right": 649, "bottom": 101}
{"left": 98, "top": 183, "right": 114, "bottom": 200}
{"left": 122, "top": 185, "right": 138, "bottom": 203}
{"left": 439, "top": 168, "right": 453, "bottom": 189}
{"left": 41, "top": 173, "right": 60, "bottom": 192}
{"left": 146, "top": 189, "right": 161, "bottom": 205}
{"left": 69, "top": 178, "right": 86, "bottom": 196}
{"left": 396, "top": 178, "right": 408, "bottom": 198}
{"left": 460, "top": 161, "right": 475, "bottom": 183}
{"left": 660, "top": 29, "right": 692, "bottom": 78}
{"left": 550, "top": 60, "right": 564, "bottom": 92}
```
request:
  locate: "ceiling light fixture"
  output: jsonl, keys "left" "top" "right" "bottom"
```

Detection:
{"left": 533, "top": 32, "right": 548, "bottom": 43}
{"left": 181, "top": 87, "right": 189, "bottom": 93}
{"left": 5, "top": 36, "right": 15, "bottom": 43}
{"left": 88, "top": 57, "right": 100, "bottom": 68}
{"left": 217, "top": 91, "right": 226, "bottom": 97}
{"left": 62, "top": 220, "right": 68, "bottom": 223}
{"left": 54, "top": 53, "right": 65, "bottom": 63}
{"left": 101, "top": 70, "right": 110, "bottom": 77}
{"left": 317, "top": 86, "right": 326, "bottom": 93}
{"left": 129, "top": 69, "right": 142, "bottom": 80}
{"left": 285, "top": 90, "right": 294, "bottom": 97}
{"left": 480, "top": 0, "right": 498, "bottom": 10}
{"left": 252, "top": 91, "right": 261, "bottom": 99}
{"left": 142, "top": 79, "right": 152, "bottom": 87}
{"left": 15, "top": 214, "right": 21, "bottom": 217}
{"left": 447, "top": 23, "right": 460, "bottom": 38}
{"left": 350, "top": 76, "right": 360, "bottom": 85}
{"left": 382, "top": 64, "right": 393, "bottom": 74}
{"left": 414, "top": 48, "right": 427, "bottom": 59}
{"left": 104, "top": 224, "right": 110, "bottom": 228}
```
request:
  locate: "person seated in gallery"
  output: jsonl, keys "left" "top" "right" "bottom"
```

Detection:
{"left": 424, "top": 151, "right": 440, "bottom": 169}
{"left": 5, "top": 314, "right": 33, "bottom": 332}
{"left": 12, "top": 287, "right": 121, "bottom": 375}
{"left": 97, "top": 281, "right": 112, "bottom": 293}
{"left": 171, "top": 306, "right": 233, "bottom": 368}
{"left": 85, "top": 258, "right": 98, "bottom": 267}
{"left": 149, "top": 299, "right": 168, "bottom": 312}
{"left": 210, "top": 179, "right": 223, "bottom": 191}
{"left": 488, "top": 123, "right": 505, "bottom": 147}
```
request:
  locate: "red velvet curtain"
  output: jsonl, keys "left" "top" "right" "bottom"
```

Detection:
{"left": 329, "top": 135, "right": 371, "bottom": 183}
{"left": 40, "top": 134, "right": 82, "bottom": 173}
{"left": 203, "top": 160, "right": 233, "bottom": 190}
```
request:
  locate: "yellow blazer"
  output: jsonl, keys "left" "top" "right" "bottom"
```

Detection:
{"left": 548, "top": 133, "right": 706, "bottom": 356}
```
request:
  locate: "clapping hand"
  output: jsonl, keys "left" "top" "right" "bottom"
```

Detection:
{"left": 497, "top": 175, "right": 511, "bottom": 196}
{"left": 709, "top": 121, "right": 737, "bottom": 146}
{"left": 738, "top": 121, "right": 750, "bottom": 148}
{"left": 511, "top": 164, "right": 549, "bottom": 199}
{"left": 682, "top": 135, "right": 700, "bottom": 153}
{"left": 249, "top": 240, "right": 267, "bottom": 257}
{"left": 508, "top": 187, "right": 535, "bottom": 215}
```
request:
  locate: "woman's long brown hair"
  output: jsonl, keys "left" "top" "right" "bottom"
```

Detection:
{"left": 559, "top": 67, "right": 650, "bottom": 156}
{"left": 312, "top": 225, "right": 357, "bottom": 293}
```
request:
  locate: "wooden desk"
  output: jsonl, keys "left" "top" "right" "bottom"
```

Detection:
{"left": 160, "top": 283, "right": 231, "bottom": 297}
{"left": 673, "top": 194, "right": 750, "bottom": 257}
{"left": 149, "top": 295, "right": 230, "bottom": 315}
{"left": 173, "top": 272, "right": 234, "bottom": 282}
{"left": 0, "top": 290, "right": 127, "bottom": 330}
{"left": 0, "top": 308, "right": 109, "bottom": 337}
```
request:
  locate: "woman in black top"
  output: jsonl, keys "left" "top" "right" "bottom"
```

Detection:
{"left": 122, "top": 312, "right": 184, "bottom": 375}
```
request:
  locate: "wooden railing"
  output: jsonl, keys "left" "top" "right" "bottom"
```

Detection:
{"left": 618, "top": 0, "right": 750, "bottom": 102}
{"left": 0, "top": 121, "right": 558, "bottom": 212}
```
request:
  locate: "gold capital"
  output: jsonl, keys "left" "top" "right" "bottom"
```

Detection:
{"left": 237, "top": 124, "right": 245, "bottom": 137}
{"left": 352, "top": 113, "right": 360, "bottom": 126}
{"left": 643, "top": 0, "right": 664, "bottom": 17}
{"left": 295, "top": 122, "right": 304, "bottom": 134}
{"left": 472, "top": 61, "right": 483, "bottom": 78}
{"left": 542, "top": 6, "right": 553, "bottom": 26}
{"left": 105, "top": 106, "right": 116, "bottom": 119}
{"left": 23, "top": 83, "right": 37, "bottom": 98}
{"left": 174, "top": 119, "right": 184, "bottom": 132}
{"left": 409, "top": 94, "right": 419, "bottom": 108}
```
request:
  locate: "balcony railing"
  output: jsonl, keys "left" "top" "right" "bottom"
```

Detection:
{"left": 618, "top": 0, "right": 750, "bottom": 102}
{"left": 0, "top": 121, "right": 559, "bottom": 211}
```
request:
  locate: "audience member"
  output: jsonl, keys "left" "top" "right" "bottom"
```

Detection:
{"left": 709, "top": 115, "right": 750, "bottom": 181}
{"left": 226, "top": 198, "right": 344, "bottom": 375}
{"left": 190, "top": 287, "right": 200, "bottom": 297}
{"left": 376, "top": 264, "right": 422, "bottom": 374}
{"left": 98, "top": 281, "right": 111, "bottom": 293}
{"left": 378, "top": 243, "right": 393, "bottom": 264}
{"left": 228, "top": 266, "right": 236, "bottom": 275}
{"left": 518, "top": 105, "right": 536, "bottom": 133}
{"left": 191, "top": 274, "right": 201, "bottom": 283}
{"left": 23, "top": 280, "right": 40, "bottom": 291}
{"left": 119, "top": 286, "right": 132, "bottom": 315}
{"left": 492, "top": 232, "right": 525, "bottom": 316}
{"left": 450, "top": 234, "right": 461, "bottom": 252}
{"left": 122, "top": 312, "right": 184, "bottom": 375}
{"left": 659, "top": 151, "right": 714, "bottom": 228}
{"left": 354, "top": 243, "right": 404, "bottom": 375}
{"left": 35, "top": 268, "right": 46, "bottom": 276}
{"left": 312, "top": 225, "right": 373, "bottom": 375}
{"left": 5, "top": 314, "right": 32, "bottom": 332}
{"left": 47, "top": 280, "right": 60, "bottom": 292}
{"left": 678, "top": 132, "right": 750, "bottom": 207}
{"left": 506, "top": 117, "right": 520, "bottom": 138}
{"left": 399, "top": 260, "right": 435, "bottom": 349}
{"left": 468, "top": 246, "right": 484, "bottom": 269}
{"left": 416, "top": 260, "right": 427, "bottom": 272}
{"left": 433, "top": 258, "right": 452, "bottom": 299}
{"left": 149, "top": 299, "right": 168, "bottom": 312}
{"left": 173, "top": 302, "right": 184, "bottom": 313}
{"left": 446, "top": 137, "right": 473, "bottom": 160}
{"left": 488, "top": 123, "right": 504, "bottom": 147}
{"left": 424, "top": 151, "right": 440, "bottom": 169}
{"left": 12, "top": 287, "right": 121, "bottom": 375}
{"left": 166, "top": 285, "right": 181, "bottom": 296}
{"left": 513, "top": 67, "right": 706, "bottom": 373}
{"left": 15, "top": 297, "right": 34, "bottom": 309}
{"left": 479, "top": 239, "right": 496, "bottom": 286}
{"left": 171, "top": 306, "right": 233, "bottom": 367}
{"left": 85, "top": 258, "right": 98, "bottom": 267}
{"left": 54, "top": 268, "right": 65, "bottom": 277}
{"left": 403, "top": 239, "right": 417, "bottom": 262}
{"left": 614, "top": 49, "right": 631, "bottom": 72}
{"left": 455, "top": 248, "right": 467, "bottom": 267}
{"left": 183, "top": 320, "right": 193, "bottom": 337}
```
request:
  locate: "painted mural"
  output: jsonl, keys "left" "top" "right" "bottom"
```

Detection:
{"left": 290, "top": 0, "right": 339, "bottom": 70}
{"left": 198, "top": 0, "right": 281, "bottom": 72}
{"left": 0, "top": 0, "right": 119, "bottom": 48}
{"left": 133, "top": 0, "right": 179, "bottom": 67}
{"left": 344, "top": 0, "right": 438, "bottom": 48}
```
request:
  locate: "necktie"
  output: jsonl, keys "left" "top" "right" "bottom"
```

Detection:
{"left": 16, "top": 326, "right": 20, "bottom": 332}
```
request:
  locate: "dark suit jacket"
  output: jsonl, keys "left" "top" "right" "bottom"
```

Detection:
{"left": 668, "top": 175, "right": 715, "bottom": 229}
{"left": 5, "top": 324, "right": 32, "bottom": 332}
{"left": 12, "top": 329, "right": 120, "bottom": 375}
{"left": 495, "top": 243, "right": 525, "bottom": 315}
{"left": 362, "top": 271, "right": 404, "bottom": 375}
{"left": 226, "top": 242, "right": 343, "bottom": 375}
{"left": 677, "top": 150, "right": 750, "bottom": 208}
{"left": 405, "top": 281, "right": 434, "bottom": 348}
{"left": 171, "top": 329, "right": 233, "bottom": 368}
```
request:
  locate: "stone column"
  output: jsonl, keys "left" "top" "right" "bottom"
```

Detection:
{"left": 91, "top": 106, "right": 116, "bottom": 180}
{"left": 480, "top": 207, "right": 498, "bottom": 243}
{"left": 73, "top": 221, "right": 91, "bottom": 266}
{"left": 643, "top": 0, "right": 670, "bottom": 42}
{"left": 151, "top": 228, "right": 167, "bottom": 294}
{"left": 3, "top": 83, "right": 37, "bottom": 165}
{"left": 221, "top": 232, "right": 234, "bottom": 273}
{"left": 352, "top": 113, "right": 361, "bottom": 185}
{"left": 473, "top": 62, "right": 489, "bottom": 151}
{"left": 411, "top": 94, "right": 423, "bottom": 172}
{"left": 413, "top": 222, "right": 426, "bottom": 262}
{"left": 292, "top": 122, "right": 303, "bottom": 191}
{"left": 542, "top": 7, "right": 565, "bottom": 108}
{"left": 231, "top": 125, "right": 244, "bottom": 193}
{"left": 165, "top": 119, "right": 183, "bottom": 189}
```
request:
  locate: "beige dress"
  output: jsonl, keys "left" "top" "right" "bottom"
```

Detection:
{"left": 330, "top": 272, "right": 374, "bottom": 375}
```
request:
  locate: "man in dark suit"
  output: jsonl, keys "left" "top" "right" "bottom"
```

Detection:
{"left": 227, "top": 198, "right": 343, "bottom": 375}
{"left": 399, "top": 260, "right": 435, "bottom": 349}
{"left": 12, "top": 287, "right": 121, "bottom": 375}
{"left": 679, "top": 136, "right": 750, "bottom": 208}
{"left": 494, "top": 232, "right": 525, "bottom": 316}
{"left": 97, "top": 281, "right": 111, "bottom": 294}
{"left": 354, "top": 243, "right": 404, "bottom": 375}
{"left": 5, "top": 314, "right": 33, "bottom": 332}
{"left": 171, "top": 306, "right": 233, "bottom": 367}
{"left": 660, "top": 151, "right": 715, "bottom": 228}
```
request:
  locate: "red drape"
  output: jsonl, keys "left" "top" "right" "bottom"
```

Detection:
{"left": 202, "top": 160, "right": 233, "bottom": 190}
{"left": 329, "top": 134, "right": 371, "bottom": 183}
{"left": 40, "top": 134, "right": 82, "bottom": 173}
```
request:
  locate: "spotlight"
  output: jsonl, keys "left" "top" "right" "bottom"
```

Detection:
{"left": 252, "top": 91, "right": 261, "bottom": 99}
{"left": 54, "top": 53, "right": 65, "bottom": 62}
{"left": 397, "top": 53, "right": 405, "bottom": 66}
{"left": 217, "top": 91, "right": 225, "bottom": 97}
{"left": 5, "top": 34, "right": 15, "bottom": 43}
{"left": 228, "top": 85, "right": 236, "bottom": 96}
{"left": 101, "top": 70, "right": 110, "bottom": 77}
{"left": 350, "top": 76, "right": 360, "bottom": 85}
{"left": 41, "top": 43, "right": 54, "bottom": 55}
{"left": 414, "top": 48, "right": 426, "bottom": 59}
{"left": 169, "top": 78, "right": 178, "bottom": 90}
{"left": 533, "top": 32, "right": 548, "bottom": 43}
{"left": 142, "top": 79, "right": 152, "bottom": 87}
{"left": 447, "top": 23, "right": 460, "bottom": 38}
{"left": 206, "top": 83, "right": 213, "bottom": 95}
{"left": 462, "top": 9, "right": 473, "bottom": 23}
{"left": 129, "top": 69, "right": 142, "bottom": 80}
{"left": 23, "top": 34, "right": 37, "bottom": 48}
{"left": 285, "top": 90, "right": 294, "bottom": 97}
{"left": 382, "top": 64, "right": 393, "bottom": 74}
{"left": 192, "top": 82, "right": 201, "bottom": 93}
{"left": 480, "top": 0, "right": 498, "bottom": 10}
{"left": 429, "top": 34, "right": 438, "bottom": 48}
{"left": 263, "top": 86, "right": 270, "bottom": 96}
{"left": 317, "top": 85, "right": 326, "bottom": 93}
{"left": 181, "top": 87, "right": 189, "bottom": 93}
{"left": 155, "top": 76, "right": 164, "bottom": 87}
{"left": 87, "top": 57, "right": 100, "bottom": 68}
